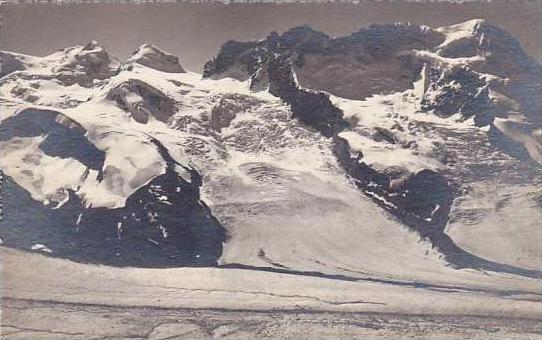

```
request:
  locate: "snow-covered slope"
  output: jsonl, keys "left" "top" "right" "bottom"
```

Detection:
{"left": 1, "top": 21, "right": 541, "bottom": 304}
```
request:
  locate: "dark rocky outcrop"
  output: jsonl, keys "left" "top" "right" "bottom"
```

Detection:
{"left": 205, "top": 24, "right": 442, "bottom": 100}
{"left": 0, "top": 139, "right": 226, "bottom": 267}
{"left": 265, "top": 54, "right": 348, "bottom": 137}
{"left": 0, "top": 51, "right": 27, "bottom": 78}
{"left": 333, "top": 135, "right": 455, "bottom": 235}
{"left": 106, "top": 79, "right": 177, "bottom": 124}
{"left": 423, "top": 20, "right": 541, "bottom": 128}
{"left": 421, "top": 66, "right": 494, "bottom": 126}
{"left": 439, "top": 20, "right": 533, "bottom": 78}
{"left": 332, "top": 136, "right": 540, "bottom": 278}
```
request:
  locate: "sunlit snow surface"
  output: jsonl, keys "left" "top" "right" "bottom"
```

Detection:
{"left": 0, "top": 32, "right": 541, "bottom": 314}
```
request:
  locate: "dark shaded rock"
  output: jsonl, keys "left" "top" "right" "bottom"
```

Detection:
{"left": 373, "top": 127, "right": 398, "bottom": 144}
{"left": 203, "top": 40, "right": 261, "bottom": 81}
{"left": 290, "top": 90, "right": 348, "bottom": 137}
{"left": 0, "top": 51, "right": 27, "bottom": 78}
{"left": 0, "top": 140, "right": 226, "bottom": 267}
{"left": 106, "top": 79, "right": 177, "bottom": 124}
{"left": 501, "top": 63, "right": 542, "bottom": 128}
{"left": 440, "top": 20, "right": 532, "bottom": 78}
{"left": 265, "top": 54, "right": 348, "bottom": 137}
{"left": 333, "top": 135, "right": 455, "bottom": 241}
{"left": 204, "top": 24, "right": 442, "bottom": 100}
{"left": 422, "top": 66, "right": 494, "bottom": 126}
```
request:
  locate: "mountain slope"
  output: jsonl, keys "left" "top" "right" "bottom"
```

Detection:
{"left": 203, "top": 20, "right": 542, "bottom": 274}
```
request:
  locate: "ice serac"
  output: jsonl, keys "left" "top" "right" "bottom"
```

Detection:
{"left": 127, "top": 44, "right": 186, "bottom": 73}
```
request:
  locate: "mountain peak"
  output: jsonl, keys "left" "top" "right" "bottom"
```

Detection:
{"left": 435, "top": 19, "right": 531, "bottom": 76}
{"left": 82, "top": 40, "right": 104, "bottom": 51}
{"left": 126, "top": 43, "right": 185, "bottom": 73}
{"left": 52, "top": 40, "right": 119, "bottom": 86}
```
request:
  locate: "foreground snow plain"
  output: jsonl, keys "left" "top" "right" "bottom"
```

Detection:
{"left": 2, "top": 247, "right": 542, "bottom": 339}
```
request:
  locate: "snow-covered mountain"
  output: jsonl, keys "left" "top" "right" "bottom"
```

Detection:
{"left": 1, "top": 18, "right": 541, "bottom": 294}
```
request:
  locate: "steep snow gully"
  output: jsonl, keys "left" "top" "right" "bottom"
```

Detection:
{"left": 1, "top": 20, "right": 541, "bottom": 284}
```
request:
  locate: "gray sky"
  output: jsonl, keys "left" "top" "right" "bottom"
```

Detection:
{"left": 1, "top": 2, "right": 541, "bottom": 72}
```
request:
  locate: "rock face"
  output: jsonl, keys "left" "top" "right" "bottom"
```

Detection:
{"left": 0, "top": 140, "right": 226, "bottom": 267}
{"left": 264, "top": 53, "right": 348, "bottom": 137}
{"left": 437, "top": 19, "right": 532, "bottom": 78}
{"left": 106, "top": 79, "right": 177, "bottom": 123}
{"left": 205, "top": 20, "right": 542, "bottom": 160}
{"left": 205, "top": 24, "right": 442, "bottom": 100}
{"left": 0, "top": 51, "right": 27, "bottom": 78}
{"left": 422, "top": 66, "right": 494, "bottom": 126}
{"left": 333, "top": 136, "right": 455, "bottom": 250}
{"left": 205, "top": 20, "right": 540, "bottom": 126}
{"left": 127, "top": 44, "right": 186, "bottom": 73}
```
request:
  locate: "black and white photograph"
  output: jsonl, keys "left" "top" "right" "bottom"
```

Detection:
{"left": 0, "top": 1, "right": 541, "bottom": 338}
